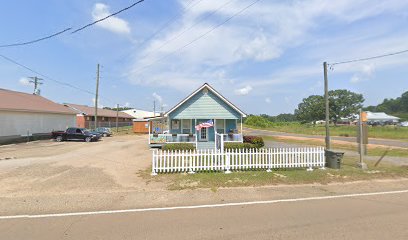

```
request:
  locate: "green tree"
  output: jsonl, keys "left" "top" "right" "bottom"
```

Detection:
{"left": 275, "top": 113, "right": 297, "bottom": 122}
{"left": 244, "top": 115, "right": 271, "bottom": 128}
{"left": 328, "top": 89, "right": 364, "bottom": 123}
{"left": 295, "top": 90, "right": 364, "bottom": 123}
{"left": 295, "top": 95, "right": 325, "bottom": 123}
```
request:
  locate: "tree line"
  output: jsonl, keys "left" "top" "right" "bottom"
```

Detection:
{"left": 364, "top": 91, "right": 408, "bottom": 113}
{"left": 253, "top": 89, "right": 407, "bottom": 124}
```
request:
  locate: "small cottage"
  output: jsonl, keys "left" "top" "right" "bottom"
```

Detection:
{"left": 149, "top": 83, "right": 246, "bottom": 149}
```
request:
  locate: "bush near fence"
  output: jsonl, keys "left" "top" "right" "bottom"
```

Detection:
{"left": 243, "top": 136, "right": 264, "bottom": 148}
{"left": 224, "top": 142, "right": 258, "bottom": 149}
{"left": 162, "top": 143, "right": 196, "bottom": 151}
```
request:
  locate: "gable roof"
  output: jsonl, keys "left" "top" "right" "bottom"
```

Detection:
{"left": 65, "top": 103, "right": 134, "bottom": 118}
{"left": 0, "top": 88, "right": 76, "bottom": 115}
{"left": 165, "top": 83, "right": 246, "bottom": 117}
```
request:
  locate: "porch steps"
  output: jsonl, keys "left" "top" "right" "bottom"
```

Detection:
{"left": 196, "top": 141, "right": 215, "bottom": 150}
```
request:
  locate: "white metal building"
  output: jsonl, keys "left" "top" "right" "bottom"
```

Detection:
{"left": 121, "top": 108, "right": 160, "bottom": 119}
{"left": 0, "top": 89, "right": 76, "bottom": 144}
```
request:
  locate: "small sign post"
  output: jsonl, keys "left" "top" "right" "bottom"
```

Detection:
{"left": 357, "top": 109, "right": 368, "bottom": 169}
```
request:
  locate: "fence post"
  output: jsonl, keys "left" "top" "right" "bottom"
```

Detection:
{"left": 188, "top": 149, "right": 195, "bottom": 174}
{"left": 319, "top": 147, "right": 326, "bottom": 170}
{"left": 224, "top": 149, "right": 231, "bottom": 174}
{"left": 266, "top": 148, "right": 272, "bottom": 172}
{"left": 307, "top": 147, "right": 314, "bottom": 171}
{"left": 151, "top": 149, "right": 158, "bottom": 176}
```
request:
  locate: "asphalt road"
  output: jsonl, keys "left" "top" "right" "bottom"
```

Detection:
{"left": 1, "top": 191, "right": 407, "bottom": 240}
{"left": 245, "top": 128, "right": 408, "bottom": 148}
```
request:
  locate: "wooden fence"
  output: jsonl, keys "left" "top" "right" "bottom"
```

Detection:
{"left": 151, "top": 147, "right": 325, "bottom": 175}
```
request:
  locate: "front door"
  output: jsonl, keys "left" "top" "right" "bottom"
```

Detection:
{"left": 199, "top": 127, "right": 208, "bottom": 141}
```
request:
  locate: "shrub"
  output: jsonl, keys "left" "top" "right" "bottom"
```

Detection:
{"left": 224, "top": 142, "right": 258, "bottom": 150}
{"left": 244, "top": 115, "right": 271, "bottom": 128}
{"left": 162, "top": 143, "right": 195, "bottom": 151}
{"left": 243, "top": 135, "right": 264, "bottom": 148}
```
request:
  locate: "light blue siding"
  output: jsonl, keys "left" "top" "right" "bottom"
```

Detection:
{"left": 169, "top": 89, "right": 241, "bottom": 120}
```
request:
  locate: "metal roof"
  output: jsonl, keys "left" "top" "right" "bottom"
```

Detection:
{"left": 65, "top": 103, "right": 134, "bottom": 118}
{"left": 0, "top": 88, "right": 76, "bottom": 115}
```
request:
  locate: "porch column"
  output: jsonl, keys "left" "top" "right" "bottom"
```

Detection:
{"left": 240, "top": 117, "right": 243, "bottom": 142}
{"left": 194, "top": 119, "right": 197, "bottom": 148}
{"left": 148, "top": 120, "right": 151, "bottom": 144}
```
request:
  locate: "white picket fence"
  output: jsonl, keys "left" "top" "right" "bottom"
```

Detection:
{"left": 151, "top": 147, "right": 325, "bottom": 175}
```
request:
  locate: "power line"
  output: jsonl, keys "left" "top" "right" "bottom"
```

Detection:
{"left": 114, "top": 0, "right": 205, "bottom": 64}
{"left": 71, "top": 0, "right": 146, "bottom": 34}
{"left": 0, "top": 0, "right": 146, "bottom": 47}
{"left": 330, "top": 48, "right": 408, "bottom": 66}
{"left": 140, "top": 0, "right": 236, "bottom": 61}
{"left": 131, "top": 0, "right": 261, "bottom": 76}
{"left": 0, "top": 53, "right": 115, "bottom": 104}
{"left": 0, "top": 28, "right": 72, "bottom": 48}
{"left": 136, "top": 0, "right": 204, "bottom": 49}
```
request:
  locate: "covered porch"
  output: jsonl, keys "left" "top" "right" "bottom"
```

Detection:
{"left": 148, "top": 117, "right": 243, "bottom": 149}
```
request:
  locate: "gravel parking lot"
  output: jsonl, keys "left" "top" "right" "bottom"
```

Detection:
{"left": 0, "top": 135, "right": 156, "bottom": 199}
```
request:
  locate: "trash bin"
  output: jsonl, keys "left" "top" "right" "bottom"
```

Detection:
{"left": 325, "top": 150, "right": 344, "bottom": 169}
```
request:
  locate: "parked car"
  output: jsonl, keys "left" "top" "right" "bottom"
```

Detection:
{"left": 94, "top": 127, "right": 112, "bottom": 137}
{"left": 52, "top": 127, "right": 101, "bottom": 142}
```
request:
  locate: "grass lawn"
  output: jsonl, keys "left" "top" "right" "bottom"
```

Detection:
{"left": 139, "top": 156, "right": 408, "bottom": 191}
{"left": 262, "top": 135, "right": 408, "bottom": 158}
{"left": 245, "top": 124, "right": 408, "bottom": 141}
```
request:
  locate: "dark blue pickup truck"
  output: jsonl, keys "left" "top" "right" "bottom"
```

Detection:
{"left": 52, "top": 127, "right": 101, "bottom": 142}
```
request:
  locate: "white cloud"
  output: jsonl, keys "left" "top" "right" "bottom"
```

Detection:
{"left": 350, "top": 64, "right": 376, "bottom": 83}
{"left": 125, "top": 0, "right": 408, "bottom": 104}
{"left": 265, "top": 97, "right": 271, "bottom": 104}
{"left": 18, "top": 77, "right": 31, "bottom": 86}
{"left": 124, "top": 102, "right": 130, "bottom": 107}
{"left": 92, "top": 3, "right": 131, "bottom": 35}
{"left": 234, "top": 85, "right": 252, "bottom": 95}
{"left": 152, "top": 92, "right": 163, "bottom": 103}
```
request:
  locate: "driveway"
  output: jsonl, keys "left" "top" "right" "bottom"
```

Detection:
{"left": 0, "top": 135, "right": 155, "bottom": 198}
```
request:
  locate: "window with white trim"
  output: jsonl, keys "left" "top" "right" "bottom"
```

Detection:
{"left": 182, "top": 119, "right": 191, "bottom": 134}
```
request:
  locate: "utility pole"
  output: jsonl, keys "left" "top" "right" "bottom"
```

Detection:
{"left": 323, "top": 62, "right": 331, "bottom": 150}
{"left": 28, "top": 77, "right": 43, "bottom": 95}
{"left": 94, "top": 64, "right": 100, "bottom": 129}
{"left": 116, "top": 104, "right": 119, "bottom": 132}
{"left": 153, "top": 100, "right": 156, "bottom": 117}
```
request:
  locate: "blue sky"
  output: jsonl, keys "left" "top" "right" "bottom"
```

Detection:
{"left": 1, "top": 0, "right": 408, "bottom": 115}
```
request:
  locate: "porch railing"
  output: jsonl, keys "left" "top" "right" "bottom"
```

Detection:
{"left": 149, "top": 134, "right": 196, "bottom": 144}
{"left": 221, "top": 133, "right": 243, "bottom": 142}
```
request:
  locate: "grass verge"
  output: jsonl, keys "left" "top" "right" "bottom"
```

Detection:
{"left": 245, "top": 124, "right": 408, "bottom": 141}
{"left": 138, "top": 156, "right": 408, "bottom": 191}
{"left": 262, "top": 135, "right": 408, "bottom": 158}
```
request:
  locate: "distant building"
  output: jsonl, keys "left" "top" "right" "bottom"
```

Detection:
{"left": 0, "top": 89, "right": 76, "bottom": 144}
{"left": 65, "top": 104, "right": 134, "bottom": 129}
{"left": 121, "top": 108, "right": 160, "bottom": 119}
{"left": 353, "top": 111, "right": 400, "bottom": 125}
